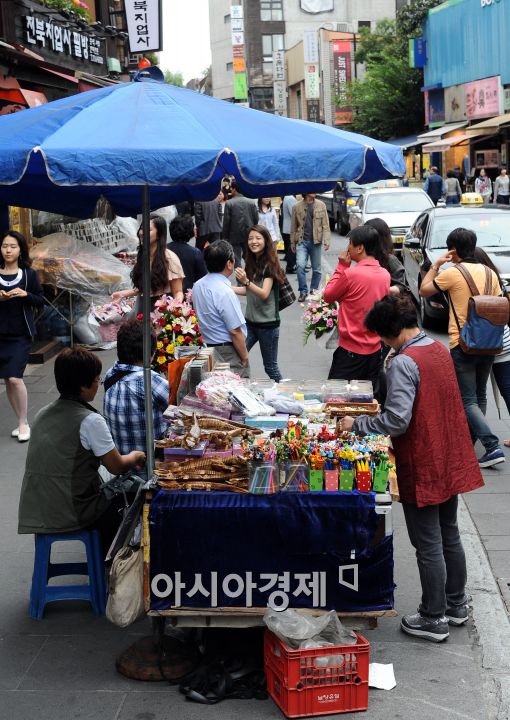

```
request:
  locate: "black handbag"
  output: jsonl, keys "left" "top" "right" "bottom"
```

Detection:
{"left": 278, "top": 274, "right": 296, "bottom": 311}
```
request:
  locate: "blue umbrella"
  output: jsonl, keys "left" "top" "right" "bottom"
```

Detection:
{"left": 0, "top": 75, "right": 405, "bottom": 478}
{"left": 0, "top": 77, "right": 404, "bottom": 217}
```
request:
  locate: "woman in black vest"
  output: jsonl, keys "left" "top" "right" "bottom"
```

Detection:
{"left": 0, "top": 230, "right": 44, "bottom": 442}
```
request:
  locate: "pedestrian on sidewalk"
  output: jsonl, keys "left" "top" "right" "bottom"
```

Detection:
{"left": 281, "top": 194, "right": 297, "bottom": 273}
{"left": 167, "top": 215, "right": 207, "bottom": 294}
{"left": 194, "top": 191, "right": 223, "bottom": 251}
{"left": 192, "top": 240, "right": 250, "bottom": 378}
{"left": 474, "top": 168, "right": 492, "bottom": 204}
{"left": 493, "top": 167, "right": 510, "bottom": 204}
{"left": 423, "top": 166, "right": 446, "bottom": 206}
{"left": 18, "top": 347, "right": 146, "bottom": 553}
{"left": 232, "top": 225, "right": 285, "bottom": 382}
{"left": 339, "top": 294, "right": 484, "bottom": 643}
{"left": 222, "top": 180, "right": 259, "bottom": 269}
{"left": 0, "top": 230, "right": 44, "bottom": 443}
{"left": 257, "top": 197, "right": 281, "bottom": 244}
{"left": 323, "top": 225, "right": 390, "bottom": 399}
{"left": 290, "top": 192, "right": 330, "bottom": 302}
{"left": 420, "top": 227, "right": 505, "bottom": 468}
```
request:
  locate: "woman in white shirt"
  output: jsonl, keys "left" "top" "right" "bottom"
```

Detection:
{"left": 257, "top": 198, "right": 281, "bottom": 244}
{"left": 475, "top": 168, "right": 492, "bottom": 205}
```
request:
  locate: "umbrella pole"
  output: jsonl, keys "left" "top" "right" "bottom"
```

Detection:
{"left": 141, "top": 185, "right": 155, "bottom": 480}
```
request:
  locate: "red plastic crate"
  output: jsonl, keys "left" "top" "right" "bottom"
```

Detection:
{"left": 264, "top": 629, "right": 369, "bottom": 718}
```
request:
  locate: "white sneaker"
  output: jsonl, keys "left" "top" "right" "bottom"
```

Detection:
{"left": 11, "top": 428, "right": 19, "bottom": 438}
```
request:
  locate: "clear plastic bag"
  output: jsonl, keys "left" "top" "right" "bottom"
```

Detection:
{"left": 264, "top": 608, "right": 357, "bottom": 649}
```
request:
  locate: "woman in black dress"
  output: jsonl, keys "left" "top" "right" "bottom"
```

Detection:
{"left": 0, "top": 230, "right": 44, "bottom": 442}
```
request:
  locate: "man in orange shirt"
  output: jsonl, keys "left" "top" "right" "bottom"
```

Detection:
{"left": 323, "top": 225, "right": 390, "bottom": 398}
{"left": 420, "top": 227, "right": 504, "bottom": 468}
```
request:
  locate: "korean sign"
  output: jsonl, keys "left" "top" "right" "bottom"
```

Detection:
{"left": 332, "top": 40, "right": 352, "bottom": 125}
{"left": 465, "top": 76, "right": 501, "bottom": 120}
{"left": 25, "top": 15, "right": 104, "bottom": 65}
{"left": 305, "top": 64, "right": 320, "bottom": 100}
{"left": 303, "top": 30, "right": 319, "bottom": 64}
{"left": 273, "top": 80, "right": 287, "bottom": 116}
{"left": 125, "top": 0, "right": 162, "bottom": 53}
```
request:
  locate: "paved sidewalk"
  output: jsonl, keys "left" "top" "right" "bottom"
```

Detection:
{"left": 0, "top": 235, "right": 509, "bottom": 719}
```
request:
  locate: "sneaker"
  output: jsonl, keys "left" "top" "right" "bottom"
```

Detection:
{"left": 286, "top": 267, "right": 297, "bottom": 274}
{"left": 11, "top": 428, "right": 19, "bottom": 438}
{"left": 298, "top": 292, "right": 308, "bottom": 303}
{"left": 445, "top": 605, "right": 469, "bottom": 626}
{"left": 478, "top": 447, "right": 505, "bottom": 468}
{"left": 308, "top": 291, "right": 321, "bottom": 301}
{"left": 400, "top": 612, "right": 449, "bottom": 642}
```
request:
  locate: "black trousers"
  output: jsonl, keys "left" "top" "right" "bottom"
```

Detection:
{"left": 328, "top": 346, "right": 383, "bottom": 401}
{"left": 282, "top": 232, "right": 296, "bottom": 270}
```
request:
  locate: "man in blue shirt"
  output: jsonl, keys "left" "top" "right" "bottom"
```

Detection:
{"left": 192, "top": 240, "right": 250, "bottom": 378}
{"left": 103, "top": 319, "right": 170, "bottom": 463}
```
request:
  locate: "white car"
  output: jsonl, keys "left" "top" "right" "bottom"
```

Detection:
{"left": 348, "top": 187, "right": 434, "bottom": 254}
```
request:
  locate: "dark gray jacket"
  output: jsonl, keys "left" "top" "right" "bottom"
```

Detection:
{"left": 222, "top": 194, "right": 259, "bottom": 246}
{"left": 195, "top": 200, "right": 222, "bottom": 236}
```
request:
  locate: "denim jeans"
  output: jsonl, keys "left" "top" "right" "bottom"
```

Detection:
{"left": 296, "top": 240, "right": 322, "bottom": 295}
{"left": 246, "top": 324, "right": 282, "bottom": 382}
{"left": 451, "top": 345, "right": 499, "bottom": 453}
{"left": 492, "top": 360, "right": 510, "bottom": 415}
{"left": 402, "top": 496, "right": 468, "bottom": 618}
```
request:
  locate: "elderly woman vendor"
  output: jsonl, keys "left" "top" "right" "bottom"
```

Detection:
{"left": 18, "top": 347, "right": 145, "bottom": 552}
{"left": 339, "top": 295, "right": 483, "bottom": 644}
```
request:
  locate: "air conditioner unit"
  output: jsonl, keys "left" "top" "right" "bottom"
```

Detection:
{"left": 333, "top": 22, "right": 351, "bottom": 32}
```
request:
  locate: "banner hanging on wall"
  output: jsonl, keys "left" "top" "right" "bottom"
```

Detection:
{"left": 332, "top": 40, "right": 352, "bottom": 125}
{"left": 125, "top": 0, "right": 162, "bottom": 53}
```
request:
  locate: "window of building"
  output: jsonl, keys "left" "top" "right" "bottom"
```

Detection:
{"left": 296, "top": 89, "right": 302, "bottom": 120}
{"left": 358, "top": 20, "right": 371, "bottom": 29}
{"left": 262, "top": 34, "right": 284, "bottom": 62}
{"left": 224, "top": 13, "right": 231, "bottom": 22}
{"left": 226, "top": 62, "right": 233, "bottom": 71}
{"left": 260, "top": 0, "right": 283, "bottom": 21}
{"left": 250, "top": 86, "right": 274, "bottom": 112}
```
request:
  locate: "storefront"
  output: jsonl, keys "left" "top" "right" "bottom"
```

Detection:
{"left": 422, "top": 0, "right": 510, "bottom": 176}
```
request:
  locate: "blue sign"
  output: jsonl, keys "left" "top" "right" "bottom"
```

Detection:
{"left": 409, "top": 37, "right": 427, "bottom": 68}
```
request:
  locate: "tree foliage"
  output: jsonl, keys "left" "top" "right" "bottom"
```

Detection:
{"left": 164, "top": 70, "right": 184, "bottom": 87}
{"left": 346, "top": 0, "right": 443, "bottom": 140}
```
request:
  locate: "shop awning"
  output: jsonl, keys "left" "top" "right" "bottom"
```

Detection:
{"left": 417, "top": 121, "right": 468, "bottom": 144}
{"left": 465, "top": 113, "right": 510, "bottom": 135}
{"left": 386, "top": 135, "right": 421, "bottom": 148}
{"left": 422, "top": 132, "right": 485, "bottom": 152}
{"left": 0, "top": 74, "right": 47, "bottom": 109}
{"left": 39, "top": 67, "right": 79, "bottom": 85}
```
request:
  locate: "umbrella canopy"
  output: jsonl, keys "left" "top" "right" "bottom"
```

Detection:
{"left": 0, "top": 79, "right": 405, "bottom": 217}
{"left": 0, "top": 77, "right": 405, "bottom": 480}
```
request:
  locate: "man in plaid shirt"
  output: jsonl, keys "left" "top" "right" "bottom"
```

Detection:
{"left": 103, "top": 319, "right": 170, "bottom": 458}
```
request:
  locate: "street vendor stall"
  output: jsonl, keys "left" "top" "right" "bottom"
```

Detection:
{"left": 141, "top": 375, "right": 397, "bottom": 627}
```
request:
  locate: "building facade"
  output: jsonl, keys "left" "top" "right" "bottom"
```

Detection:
{"left": 420, "top": 0, "right": 510, "bottom": 177}
{"left": 209, "top": 0, "right": 399, "bottom": 114}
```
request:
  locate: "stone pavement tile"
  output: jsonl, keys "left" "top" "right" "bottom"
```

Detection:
{"left": 0, "top": 690, "right": 124, "bottom": 720}
{"left": 473, "top": 475, "right": 510, "bottom": 494}
{"left": 463, "top": 493, "right": 510, "bottom": 514}
{"left": 482, "top": 535, "right": 510, "bottom": 551}
{"left": 17, "top": 634, "right": 184, "bottom": 692}
{"left": 486, "top": 551, "right": 509, "bottom": 578}
{"left": 460, "top": 513, "right": 509, "bottom": 536}
{"left": 118, "top": 692, "right": 281, "bottom": 720}
{"left": 0, "top": 635, "right": 48, "bottom": 690}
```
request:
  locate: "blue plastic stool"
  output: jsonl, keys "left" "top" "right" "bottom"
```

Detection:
{"left": 29, "top": 529, "right": 106, "bottom": 620}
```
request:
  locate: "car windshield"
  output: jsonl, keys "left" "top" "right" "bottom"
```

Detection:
{"left": 365, "top": 192, "right": 432, "bottom": 214}
{"left": 429, "top": 213, "right": 510, "bottom": 249}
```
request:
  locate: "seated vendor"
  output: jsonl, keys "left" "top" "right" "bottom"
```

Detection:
{"left": 103, "top": 318, "right": 170, "bottom": 460}
{"left": 18, "top": 348, "right": 146, "bottom": 552}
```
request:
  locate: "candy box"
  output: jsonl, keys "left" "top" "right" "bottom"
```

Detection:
{"left": 373, "top": 466, "right": 389, "bottom": 493}
{"left": 356, "top": 471, "right": 372, "bottom": 493}
{"left": 309, "top": 469, "right": 324, "bottom": 492}
{"left": 339, "top": 468, "right": 354, "bottom": 492}
{"left": 324, "top": 469, "right": 339, "bottom": 491}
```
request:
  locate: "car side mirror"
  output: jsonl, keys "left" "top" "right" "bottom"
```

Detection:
{"left": 348, "top": 206, "right": 361, "bottom": 215}
{"left": 403, "top": 237, "right": 420, "bottom": 249}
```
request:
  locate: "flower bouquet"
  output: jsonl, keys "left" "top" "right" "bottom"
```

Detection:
{"left": 302, "top": 293, "right": 338, "bottom": 344}
{"left": 89, "top": 298, "right": 135, "bottom": 342}
{"left": 150, "top": 294, "right": 204, "bottom": 373}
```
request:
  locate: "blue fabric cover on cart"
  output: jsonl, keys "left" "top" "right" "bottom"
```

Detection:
{"left": 148, "top": 490, "right": 394, "bottom": 612}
